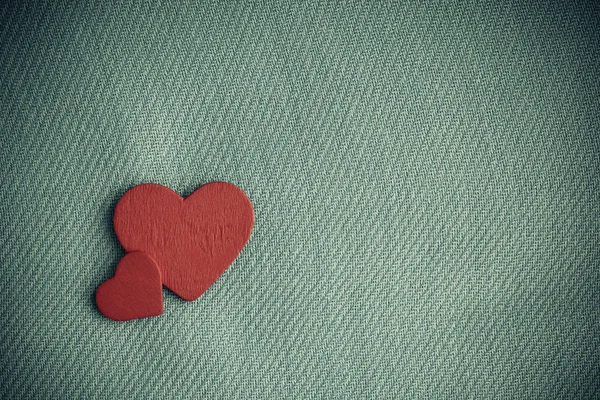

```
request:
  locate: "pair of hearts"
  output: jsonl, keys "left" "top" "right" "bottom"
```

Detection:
{"left": 96, "top": 182, "right": 254, "bottom": 321}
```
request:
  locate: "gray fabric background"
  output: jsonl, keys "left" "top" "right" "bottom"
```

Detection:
{"left": 1, "top": 0, "right": 599, "bottom": 398}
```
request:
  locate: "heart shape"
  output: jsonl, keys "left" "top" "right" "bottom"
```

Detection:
{"left": 96, "top": 252, "right": 164, "bottom": 321}
{"left": 113, "top": 182, "right": 254, "bottom": 301}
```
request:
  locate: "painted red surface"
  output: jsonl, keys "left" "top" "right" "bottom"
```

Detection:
{"left": 96, "top": 252, "right": 164, "bottom": 321}
{"left": 113, "top": 182, "right": 254, "bottom": 301}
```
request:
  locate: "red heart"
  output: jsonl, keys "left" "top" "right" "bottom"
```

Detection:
{"left": 96, "top": 252, "right": 164, "bottom": 321}
{"left": 113, "top": 182, "right": 254, "bottom": 301}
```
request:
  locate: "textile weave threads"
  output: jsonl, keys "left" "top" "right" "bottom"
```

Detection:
{"left": 1, "top": 1, "right": 599, "bottom": 398}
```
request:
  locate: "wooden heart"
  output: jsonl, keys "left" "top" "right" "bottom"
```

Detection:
{"left": 96, "top": 252, "right": 164, "bottom": 321}
{"left": 113, "top": 182, "right": 254, "bottom": 301}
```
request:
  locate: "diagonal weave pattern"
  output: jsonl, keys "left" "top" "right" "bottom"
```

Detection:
{"left": 1, "top": 0, "right": 599, "bottom": 398}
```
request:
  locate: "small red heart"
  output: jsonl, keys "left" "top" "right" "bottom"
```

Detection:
{"left": 113, "top": 182, "right": 254, "bottom": 301}
{"left": 96, "top": 252, "right": 164, "bottom": 321}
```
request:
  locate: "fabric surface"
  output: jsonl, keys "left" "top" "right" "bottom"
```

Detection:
{"left": 1, "top": 0, "right": 599, "bottom": 398}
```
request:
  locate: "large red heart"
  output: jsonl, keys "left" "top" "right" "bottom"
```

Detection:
{"left": 113, "top": 182, "right": 254, "bottom": 301}
{"left": 96, "top": 251, "right": 164, "bottom": 321}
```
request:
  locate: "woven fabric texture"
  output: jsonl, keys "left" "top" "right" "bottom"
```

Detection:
{"left": 1, "top": 0, "right": 599, "bottom": 398}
